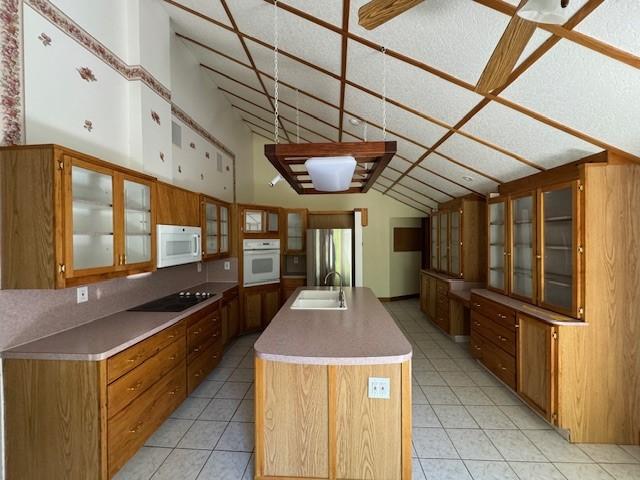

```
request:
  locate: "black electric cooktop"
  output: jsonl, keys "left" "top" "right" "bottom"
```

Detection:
{"left": 128, "top": 291, "right": 215, "bottom": 312}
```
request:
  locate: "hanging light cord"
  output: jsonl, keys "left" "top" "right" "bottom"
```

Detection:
{"left": 382, "top": 44, "right": 387, "bottom": 141}
{"left": 273, "top": 0, "right": 279, "bottom": 144}
{"left": 296, "top": 89, "right": 300, "bottom": 143}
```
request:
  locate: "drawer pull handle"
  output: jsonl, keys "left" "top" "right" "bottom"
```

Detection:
{"left": 474, "top": 321, "right": 480, "bottom": 327}
{"left": 194, "top": 370, "right": 203, "bottom": 378}
{"left": 127, "top": 381, "right": 143, "bottom": 391}
{"left": 473, "top": 303, "right": 481, "bottom": 308}
{"left": 212, "top": 353, "right": 219, "bottom": 359}
{"left": 497, "top": 313, "right": 507, "bottom": 319}
{"left": 129, "top": 421, "right": 144, "bottom": 433}
{"left": 213, "top": 332, "right": 219, "bottom": 338}
{"left": 169, "top": 355, "right": 177, "bottom": 361}
{"left": 169, "top": 386, "right": 181, "bottom": 396}
{"left": 498, "top": 335, "right": 507, "bottom": 342}
{"left": 194, "top": 347, "right": 201, "bottom": 353}
{"left": 193, "top": 329, "right": 202, "bottom": 336}
{"left": 127, "top": 354, "right": 143, "bottom": 363}
{"left": 168, "top": 334, "right": 176, "bottom": 339}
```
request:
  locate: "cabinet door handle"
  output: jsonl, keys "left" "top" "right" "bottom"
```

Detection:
{"left": 193, "top": 329, "right": 202, "bottom": 336}
{"left": 168, "top": 386, "right": 181, "bottom": 396}
{"left": 473, "top": 303, "right": 481, "bottom": 308}
{"left": 127, "top": 381, "right": 143, "bottom": 391}
{"left": 129, "top": 421, "right": 144, "bottom": 433}
{"left": 127, "top": 353, "right": 144, "bottom": 363}
{"left": 169, "top": 355, "right": 177, "bottom": 361}
{"left": 193, "top": 347, "right": 201, "bottom": 353}
{"left": 498, "top": 335, "right": 507, "bottom": 342}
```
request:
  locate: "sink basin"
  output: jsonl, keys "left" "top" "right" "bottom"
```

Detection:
{"left": 290, "top": 289, "right": 347, "bottom": 310}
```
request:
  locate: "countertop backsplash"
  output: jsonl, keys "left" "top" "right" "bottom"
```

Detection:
{"left": 0, "top": 257, "right": 238, "bottom": 352}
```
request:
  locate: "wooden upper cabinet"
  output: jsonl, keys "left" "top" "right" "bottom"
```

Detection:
{"left": 241, "top": 205, "right": 280, "bottom": 237}
{"left": 510, "top": 192, "right": 536, "bottom": 303}
{"left": 155, "top": 182, "right": 200, "bottom": 227}
{"left": 430, "top": 214, "right": 438, "bottom": 270}
{"left": 284, "top": 209, "right": 307, "bottom": 253}
{"left": 201, "top": 194, "right": 231, "bottom": 261}
{"left": 449, "top": 209, "right": 462, "bottom": 277}
{"left": 487, "top": 197, "right": 509, "bottom": 294}
{"left": 438, "top": 211, "right": 449, "bottom": 273}
{"left": 0, "top": 145, "right": 157, "bottom": 289}
{"left": 538, "top": 181, "right": 580, "bottom": 317}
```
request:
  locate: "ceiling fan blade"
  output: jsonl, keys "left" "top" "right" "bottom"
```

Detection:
{"left": 358, "top": 0, "right": 425, "bottom": 30}
{"left": 475, "top": 9, "right": 537, "bottom": 94}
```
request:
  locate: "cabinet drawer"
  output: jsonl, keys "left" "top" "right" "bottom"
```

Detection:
{"left": 107, "top": 322, "right": 185, "bottom": 383}
{"left": 479, "top": 334, "right": 516, "bottom": 390}
{"left": 471, "top": 311, "right": 516, "bottom": 356}
{"left": 470, "top": 333, "right": 483, "bottom": 359}
{"left": 187, "top": 339, "right": 223, "bottom": 394}
{"left": 187, "top": 313, "right": 221, "bottom": 361}
{"left": 186, "top": 300, "right": 220, "bottom": 328}
{"left": 470, "top": 294, "right": 516, "bottom": 331}
{"left": 108, "top": 362, "right": 185, "bottom": 477}
{"left": 108, "top": 338, "right": 185, "bottom": 417}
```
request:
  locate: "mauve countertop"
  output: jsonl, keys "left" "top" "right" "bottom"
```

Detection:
{"left": 1, "top": 282, "right": 238, "bottom": 361}
{"left": 254, "top": 287, "right": 413, "bottom": 365}
{"left": 471, "top": 289, "right": 588, "bottom": 327}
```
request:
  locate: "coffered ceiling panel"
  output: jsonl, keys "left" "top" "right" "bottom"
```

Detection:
{"left": 389, "top": 156, "right": 413, "bottom": 172}
{"left": 260, "top": 75, "right": 340, "bottom": 126}
{"left": 165, "top": 0, "right": 231, "bottom": 26}
{"left": 342, "top": 121, "right": 426, "bottom": 164}
{"left": 409, "top": 167, "right": 468, "bottom": 200}
{"left": 380, "top": 189, "right": 430, "bottom": 213}
{"left": 184, "top": 41, "right": 262, "bottom": 90}
{"left": 206, "top": 71, "right": 273, "bottom": 109}
{"left": 231, "top": 101, "right": 272, "bottom": 125}
{"left": 284, "top": 0, "right": 343, "bottom": 27}
{"left": 462, "top": 101, "right": 601, "bottom": 169}
{"left": 280, "top": 117, "right": 338, "bottom": 142}
{"left": 399, "top": 175, "right": 463, "bottom": 202}
{"left": 575, "top": 1, "right": 640, "bottom": 56}
{"left": 225, "top": 0, "right": 342, "bottom": 74}
{"left": 421, "top": 153, "right": 500, "bottom": 194}
{"left": 438, "top": 133, "right": 539, "bottom": 182}
{"left": 349, "top": 0, "right": 509, "bottom": 85}
{"left": 166, "top": 4, "right": 248, "bottom": 62}
{"left": 248, "top": 42, "right": 341, "bottom": 105}
{"left": 376, "top": 176, "right": 394, "bottom": 188}
{"left": 502, "top": 39, "right": 640, "bottom": 156}
{"left": 394, "top": 183, "right": 438, "bottom": 208}
{"left": 276, "top": 105, "right": 340, "bottom": 141}
{"left": 344, "top": 86, "right": 448, "bottom": 149}
{"left": 347, "top": 40, "right": 482, "bottom": 126}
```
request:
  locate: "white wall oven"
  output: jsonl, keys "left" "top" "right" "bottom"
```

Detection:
{"left": 157, "top": 225, "right": 202, "bottom": 268}
{"left": 243, "top": 239, "right": 280, "bottom": 287}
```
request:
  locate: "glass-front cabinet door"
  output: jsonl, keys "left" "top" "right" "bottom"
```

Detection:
{"left": 439, "top": 212, "right": 449, "bottom": 273}
{"left": 510, "top": 193, "right": 536, "bottom": 302}
{"left": 540, "top": 182, "right": 578, "bottom": 316}
{"left": 449, "top": 210, "right": 462, "bottom": 277}
{"left": 220, "top": 205, "right": 229, "bottom": 254}
{"left": 430, "top": 214, "right": 438, "bottom": 269}
{"left": 286, "top": 210, "right": 306, "bottom": 253}
{"left": 121, "top": 177, "right": 153, "bottom": 267}
{"left": 488, "top": 198, "right": 508, "bottom": 293}
{"left": 244, "top": 209, "right": 264, "bottom": 233}
{"left": 66, "top": 158, "right": 116, "bottom": 276}
{"left": 204, "top": 201, "right": 219, "bottom": 257}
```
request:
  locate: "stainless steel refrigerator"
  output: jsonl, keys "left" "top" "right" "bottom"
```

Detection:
{"left": 306, "top": 229, "right": 353, "bottom": 287}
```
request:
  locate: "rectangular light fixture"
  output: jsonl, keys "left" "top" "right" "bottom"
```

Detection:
{"left": 305, "top": 156, "right": 357, "bottom": 192}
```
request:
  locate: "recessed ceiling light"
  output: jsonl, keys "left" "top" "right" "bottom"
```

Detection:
{"left": 348, "top": 118, "right": 361, "bottom": 126}
{"left": 462, "top": 175, "right": 474, "bottom": 183}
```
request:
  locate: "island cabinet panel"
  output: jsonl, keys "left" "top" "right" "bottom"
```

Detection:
{"left": 262, "top": 362, "right": 329, "bottom": 478}
{"left": 517, "top": 314, "right": 558, "bottom": 423}
{"left": 4, "top": 359, "right": 108, "bottom": 480}
{"left": 255, "top": 358, "right": 412, "bottom": 480}
{"left": 335, "top": 364, "right": 402, "bottom": 480}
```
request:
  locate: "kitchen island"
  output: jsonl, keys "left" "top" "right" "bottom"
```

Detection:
{"left": 254, "top": 287, "right": 412, "bottom": 480}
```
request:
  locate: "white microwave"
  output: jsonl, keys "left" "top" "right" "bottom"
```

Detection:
{"left": 157, "top": 224, "right": 202, "bottom": 268}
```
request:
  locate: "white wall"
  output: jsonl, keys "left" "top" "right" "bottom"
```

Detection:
{"left": 389, "top": 217, "right": 423, "bottom": 297}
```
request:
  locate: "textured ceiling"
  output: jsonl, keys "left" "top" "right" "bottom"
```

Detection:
{"left": 163, "top": 0, "right": 640, "bottom": 214}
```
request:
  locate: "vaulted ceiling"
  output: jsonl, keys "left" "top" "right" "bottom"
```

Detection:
{"left": 163, "top": 0, "right": 640, "bottom": 214}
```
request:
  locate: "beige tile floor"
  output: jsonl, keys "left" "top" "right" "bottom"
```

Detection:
{"left": 115, "top": 299, "right": 640, "bottom": 480}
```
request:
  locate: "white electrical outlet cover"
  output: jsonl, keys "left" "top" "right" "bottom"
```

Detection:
{"left": 368, "top": 377, "right": 390, "bottom": 399}
{"left": 197, "top": 262, "right": 202, "bottom": 273}
{"left": 224, "top": 261, "right": 230, "bottom": 270}
{"left": 77, "top": 286, "right": 88, "bottom": 304}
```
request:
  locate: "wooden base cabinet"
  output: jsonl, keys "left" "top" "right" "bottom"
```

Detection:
{"left": 281, "top": 276, "right": 305, "bottom": 302}
{"left": 517, "top": 314, "right": 558, "bottom": 423}
{"left": 221, "top": 286, "right": 240, "bottom": 345}
{"left": 186, "top": 301, "right": 223, "bottom": 394}
{"left": 4, "top": 322, "right": 187, "bottom": 479}
{"left": 255, "top": 358, "right": 412, "bottom": 480}
{"left": 242, "top": 283, "right": 281, "bottom": 332}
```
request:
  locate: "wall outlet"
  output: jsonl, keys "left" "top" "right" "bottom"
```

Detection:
{"left": 197, "top": 262, "right": 202, "bottom": 273}
{"left": 224, "top": 261, "right": 230, "bottom": 271}
{"left": 77, "top": 286, "right": 88, "bottom": 304}
{"left": 293, "top": 256, "right": 299, "bottom": 264}
{"left": 368, "top": 377, "right": 390, "bottom": 399}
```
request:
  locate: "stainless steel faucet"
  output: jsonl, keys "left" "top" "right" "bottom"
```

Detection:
{"left": 324, "top": 271, "right": 345, "bottom": 308}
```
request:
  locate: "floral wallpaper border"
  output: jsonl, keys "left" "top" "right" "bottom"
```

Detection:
{"left": 1, "top": 0, "right": 25, "bottom": 145}
{"left": 24, "top": 0, "right": 171, "bottom": 102}
{"left": 171, "top": 103, "right": 235, "bottom": 159}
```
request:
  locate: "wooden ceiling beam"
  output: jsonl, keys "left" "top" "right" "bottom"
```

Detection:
{"left": 218, "top": 0, "right": 292, "bottom": 142}
{"left": 338, "top": 1, "right": 351, "bottom": 142}
{"left": 371, "top": 186, "right": 431, "bottom": 214}
{"left": 379, "top": 173, "right": 439, "bottom": 204}
{"left": 241, "top": 118, "right": 304, "bottom": 143}
{"left": 358, "top": 0, "right": 425, "bottom": 30}
{"left": 380, "top": 186, "right": 434, "bottom": 211}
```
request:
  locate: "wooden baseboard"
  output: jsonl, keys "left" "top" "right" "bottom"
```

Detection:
{"left": 378, "top": 294, "right": 419, "bottom": 303}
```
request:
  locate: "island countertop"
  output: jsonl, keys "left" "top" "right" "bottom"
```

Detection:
{"left": 254, "top": 287, "right": 413, "bottom": 365}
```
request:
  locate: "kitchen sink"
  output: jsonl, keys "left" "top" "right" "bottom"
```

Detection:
{"left": 290, "top": 289, "right": 347, "bottom": 310}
